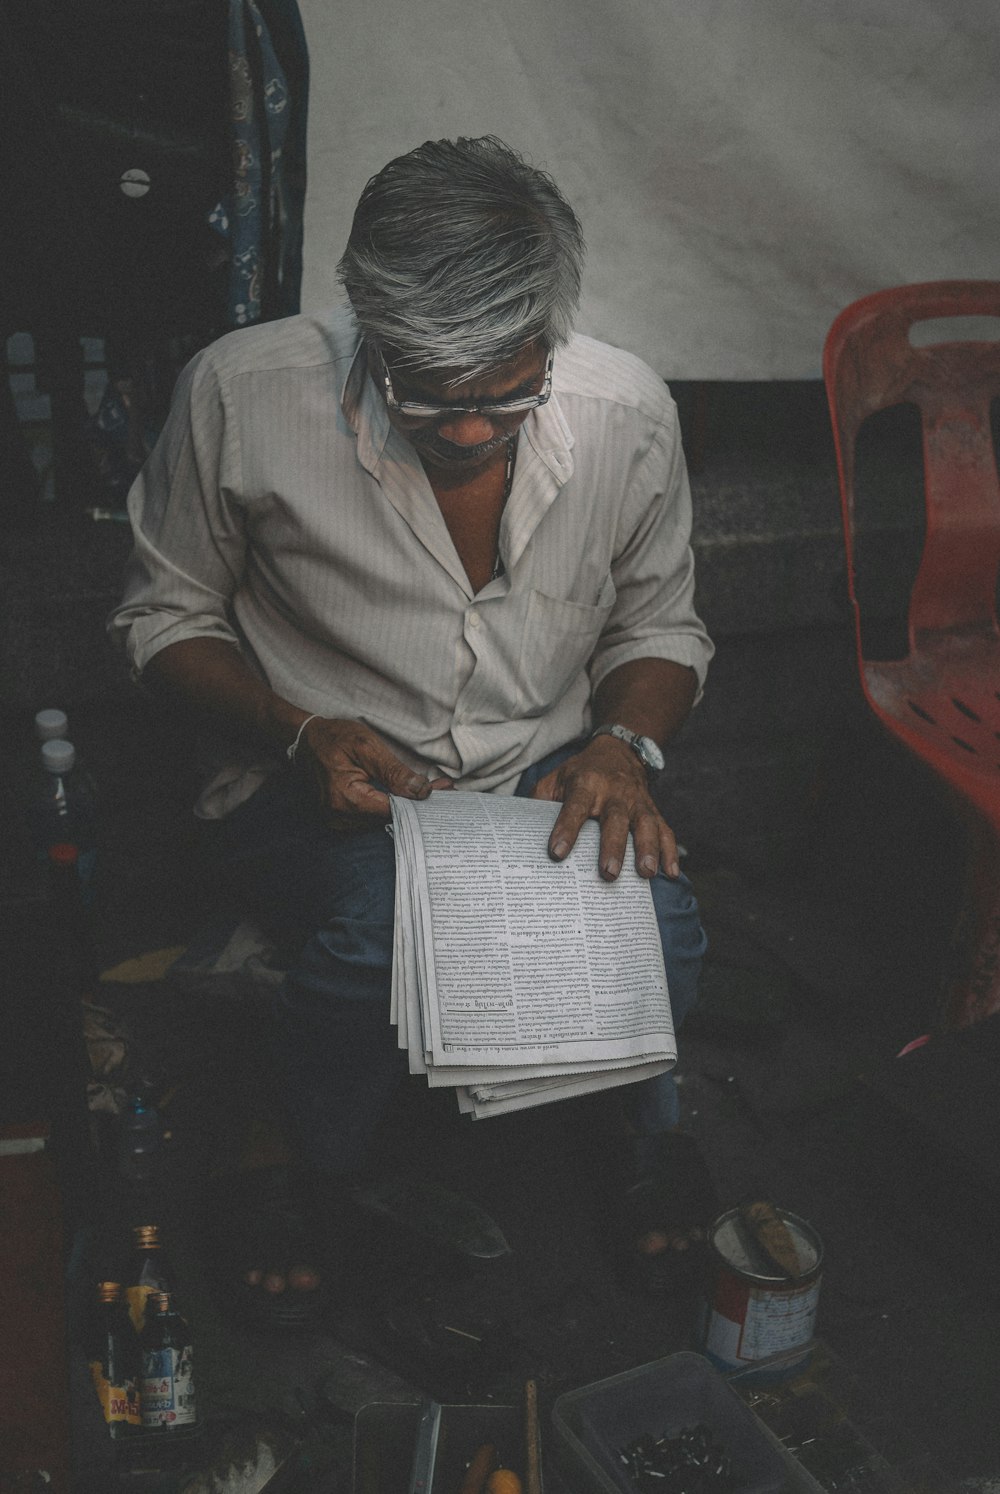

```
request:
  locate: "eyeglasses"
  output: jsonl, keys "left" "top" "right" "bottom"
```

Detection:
{"left": 379, "top": 348, "right": 553, "bottom": 421}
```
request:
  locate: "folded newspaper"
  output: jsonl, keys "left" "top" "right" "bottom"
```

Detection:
{"left": 389, "top": 790, "right": 676, "bottom": 1118}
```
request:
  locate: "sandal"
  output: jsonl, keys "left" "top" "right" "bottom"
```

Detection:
{"left": 607, "top": 1132, "right": 719, "bottom": 1296}
{"left": 202, "top": 1164, "right": 333, "bottom": 1331}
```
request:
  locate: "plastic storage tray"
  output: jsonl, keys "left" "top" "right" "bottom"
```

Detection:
{"left": 352, "top": 1400, "right": 522, "bottom": 1494}
{"left": 551, "top": 1351, "right": 804, "bottom": 1493}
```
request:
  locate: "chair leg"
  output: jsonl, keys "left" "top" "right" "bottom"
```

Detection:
{"left": 942, "top": 808, "right": 1000, "bottom": 1028}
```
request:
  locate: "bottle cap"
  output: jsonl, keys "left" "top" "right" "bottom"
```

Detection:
{"left": 41, "top": 738, "right": 76, "bottom": 774}
{"left": 35, "top": 708, "right": 68, "bottom": 741}
{"left": 132, "top": 1224, "right": 161, "bottom": 1248}
{"left": 49, "top": 843, "right": 80, "bottom": 868}
{"left": 97, "top": 1281, "right": 123, "bottom": 1302}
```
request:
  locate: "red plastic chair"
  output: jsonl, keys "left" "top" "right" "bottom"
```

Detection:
{"left": 824, "top": 281, "right": 1000, "bottom": 1027}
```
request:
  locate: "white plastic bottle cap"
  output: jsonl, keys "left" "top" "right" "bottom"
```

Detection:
{"left": 42, "top": 739, "right": 76, "bottom": 774}
{"left": 35, "top": 709, "right": 68, "bottom": 742}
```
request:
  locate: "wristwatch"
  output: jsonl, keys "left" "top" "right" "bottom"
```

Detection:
{"left": 590, "top": 723, "right": 665, "bottom": 774}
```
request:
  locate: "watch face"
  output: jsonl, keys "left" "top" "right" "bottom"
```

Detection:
{"left": 593, "top": 724, "right": 664, "bottom": 772}
{"left": 636, "top": 735, "right": 665, "bottom": 772}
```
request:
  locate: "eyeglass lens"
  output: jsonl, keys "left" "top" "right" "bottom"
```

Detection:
{"left": 385, "top": 353, "right": 552, "bottom": 419}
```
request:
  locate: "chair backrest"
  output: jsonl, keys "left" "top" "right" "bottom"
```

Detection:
{"left": 823, "top": 281, "right": 1000, "bottom": 655}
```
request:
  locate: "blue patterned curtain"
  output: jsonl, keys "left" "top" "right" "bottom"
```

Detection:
{"left": 210, "top": 0, "right": 308, "bottom": 328}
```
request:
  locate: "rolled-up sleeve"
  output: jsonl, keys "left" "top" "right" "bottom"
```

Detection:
{"left": 589, "top": 405, "right": 713, "bottom": 697}
{"left": 108, "top": 350, "right": 248, "bottom": 678}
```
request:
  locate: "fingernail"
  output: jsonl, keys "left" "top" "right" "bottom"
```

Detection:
{"left": 639, "top": 854, "right": 657, "bottom": 876}
{"left": 604, "top": 857, "right": 621, "bottom": 879}
{"left": 407, "top": 776, "right": 429, "bottom": 795}
{"left": 551, "top": 839, "right": 570, "bottom": 860}
{"left": 667, "top": 860, "right": 680, "bottom": 878}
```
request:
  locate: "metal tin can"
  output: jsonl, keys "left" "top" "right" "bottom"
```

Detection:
{"left": 699, "top": 1207, "right": 823, "bottom": 1382}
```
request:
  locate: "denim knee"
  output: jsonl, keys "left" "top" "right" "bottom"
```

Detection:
{"left": 650, "top": 870, "right": 707, "bottom": 1030}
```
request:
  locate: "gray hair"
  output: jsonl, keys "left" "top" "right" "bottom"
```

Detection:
{"left": 337, "top": 136, "right": 586, "bottom": 381}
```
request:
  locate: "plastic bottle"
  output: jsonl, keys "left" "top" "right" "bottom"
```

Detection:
{"left": 117, "top": 1092, "right": 162, "bottom": 1185}
{"left": 33, "top": 738, "right": 98, "bottom": 894}
{"left": 139, "top": 1290, "right": 196, "bottom": 1433}
{"left": 35, "top": 707, "right": 69, "bottom": 742}
{"left": 86, "top": 1281, "right": 142, "bottom": 1438}
{"left": 47, "top": 841, "right": 100, "bottom": 993}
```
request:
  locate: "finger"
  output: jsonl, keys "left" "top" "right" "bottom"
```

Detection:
{"left": 548, "top": 796, "right": 591, "bottom": 861}
{"left": 335, "top": 774, "right": 392, "bottom": 819}
{"left": 632, "top": 809, "right": 667, "bottom": 878}
{"left": 658, "top": 818, "right": 681, "bottom": 879}
{"left": 303, "top": 721, "right": 428, "bottom": 808}
{"left": 596, "top": 800, "right": 633, "bottom": 881}
{"left": 338, "top": 728, "right": 432, "bottom": 800}
{"left": 371, "top": 754, "right": 433, "bottom": 799}
{"left": 428, "top": 776, "right": 455, "bottom": 791}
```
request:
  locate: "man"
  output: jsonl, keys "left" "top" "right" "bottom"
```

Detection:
{"left": 110, "top": 136, "right": 715, "bottom": 1316}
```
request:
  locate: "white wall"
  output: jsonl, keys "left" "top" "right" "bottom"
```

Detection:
{"left": 297, "top": 0, "right": 999, "bottom": 378}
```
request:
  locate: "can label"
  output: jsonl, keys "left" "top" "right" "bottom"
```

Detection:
{"left": 141, "top": 1346, "right": 196, "bottom": 1428}
{"left": 703, "top": 1276, "right": 820, "bottom": 1365}
{"left": 701, "top": 1208, "right": 823, "bottom": 1376}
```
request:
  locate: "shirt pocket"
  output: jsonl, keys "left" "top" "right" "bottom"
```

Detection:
{"left": 517, "top": 574, "right": 617, "bottom": 715}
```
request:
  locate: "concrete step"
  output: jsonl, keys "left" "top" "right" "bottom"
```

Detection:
{"left": 679, "top": 380, "right": 926, "bottom": 641}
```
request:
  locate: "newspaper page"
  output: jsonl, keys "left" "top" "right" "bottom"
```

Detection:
{"left": 389, "top": 791, "right": 676, "bottom": 1113}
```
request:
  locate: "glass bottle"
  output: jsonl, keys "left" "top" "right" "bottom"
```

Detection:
{"left": 86, "top": 1281, "right": 142, "bottom": 1438}
{"left": 124, "top": 1223, "right": 173, "bottom": 1334}
{"left": 139, "top": 1291, "right": 196, "bottom": 1432}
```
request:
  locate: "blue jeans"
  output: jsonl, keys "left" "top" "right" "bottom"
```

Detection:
{"left": 210, "top": 743, "right": 707, "bottom": 1176}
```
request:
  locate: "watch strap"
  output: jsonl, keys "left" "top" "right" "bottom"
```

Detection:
{"left": 590, "top": 723, "right": 665, "bottom": 772}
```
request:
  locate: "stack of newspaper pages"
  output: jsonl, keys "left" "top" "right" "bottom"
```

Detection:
{"left": 389, "top": 790, "right": 676, "bottom": 1119}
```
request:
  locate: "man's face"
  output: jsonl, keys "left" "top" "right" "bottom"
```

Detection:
{"left": 371, "top": 340, "right": 550, "bottom": 474}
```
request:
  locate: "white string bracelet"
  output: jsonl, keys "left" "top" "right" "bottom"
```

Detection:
{"left": 286, "top": 713, "right": 320, "bottom": 764}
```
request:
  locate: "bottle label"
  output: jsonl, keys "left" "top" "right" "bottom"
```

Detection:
{"left": 89, "top": 1360, "right": 141, "bottom": 1426}
{"left": 126, "top": 1284, "right": 155, "bottom": 1334}
{"left": 141, "top": 1346, "right": 196, "bottom": 1427}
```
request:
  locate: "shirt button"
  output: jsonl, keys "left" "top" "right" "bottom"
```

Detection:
{"left": 468, "top": 609, "right": 481, "bottom": 628}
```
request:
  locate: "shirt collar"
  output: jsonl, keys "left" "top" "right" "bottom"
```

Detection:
{"left": 522, "top": 369, "right": 575, "bottom": 483}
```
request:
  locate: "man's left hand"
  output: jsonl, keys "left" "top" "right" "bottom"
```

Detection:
{"left": 530, "top": 735, "right": 681, "bottom": 882}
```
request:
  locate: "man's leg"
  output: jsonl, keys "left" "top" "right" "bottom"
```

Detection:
{"left": 207, "top": 770, "right": 403, "bottom": 1180}
{"left": 216, "top": 750, "right": 706, "bottom": 1165}
{"left": 210, "top": 749, "right": 709, "bottom": 1297}
{"left": 514, "top": 740, "right": 714, "bottom": 1289}
{"left": 623, "top": 869, "right": 706, "bottom": 1137}
{"left": 513, "top": 741, "right": 707, "bottom": 1136}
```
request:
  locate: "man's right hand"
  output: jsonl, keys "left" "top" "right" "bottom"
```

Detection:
{"left": 141, "top": 640, "right": 451, "bottom": 823}
{"left": 294, "top": 716, "right": 452, "bottom": 824}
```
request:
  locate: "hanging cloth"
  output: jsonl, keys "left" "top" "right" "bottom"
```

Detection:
{"left": 216, "top": 0, "right": 307, "bottom": 328}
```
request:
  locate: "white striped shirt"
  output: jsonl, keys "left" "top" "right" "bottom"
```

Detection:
{"left": 109, "top": 309, "right": 713, "bottom": 817}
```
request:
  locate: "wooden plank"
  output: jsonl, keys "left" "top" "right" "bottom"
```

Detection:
{"left": 0, "top": 1126, "right": 72, "bottom": 1494}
